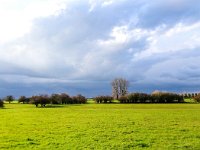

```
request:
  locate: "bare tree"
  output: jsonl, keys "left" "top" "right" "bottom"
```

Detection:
{"left": 112, "top": 78, "right": 119, "bottom": 99}
{"left": 111, "top": 78, "right": 129, "bottom": 99}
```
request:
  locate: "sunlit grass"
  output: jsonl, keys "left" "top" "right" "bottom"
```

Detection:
{"left": 1, "top": 103, "right": 200, "bottom": 149}
{"left": 184, "top": 98, "right": 196, "bottom": 103}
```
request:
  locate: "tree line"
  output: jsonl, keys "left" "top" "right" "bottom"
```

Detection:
{"left": 119, "top": 91, "right": 184, "bottom": 103}
{"left": 0, "top": 93, "right": 87, "bottom": 107}
{"left": 94, "top": 91, "right": 184, "bottom": 104}
{"left": 1, "top": 78, "right": 200, "bottom": 107}
{"left": 181, "top": 93, "right": 200, "bottom": 99}
{"left": 0, "top": 95, "right": 15, "bottom": 108}
{"left": 28, "top": 94, "right": 87, "bottom": 107}
{"left": 110, "top": 78, "right": 185, "bottom": 103}
{"left": 0, "top": 99, "right": 3, "bottom": 108}
{"left": 2, "top": 92, "right": 200, "bottom": 107}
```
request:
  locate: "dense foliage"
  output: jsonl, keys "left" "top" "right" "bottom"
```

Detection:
{"left": 18, "top": 96, "right": 30, "bottom": 104}
{"left": 30, "top": 95, "right": 50, "bottom": 107}
{"left": 3, "top": 95, "right": 14, "bottom": 103}
{"left": 72, "top": 94, "right": 87, "bottom": 104}
{"left": 182, "top": 93, "right": 200, "bottom": 99}
{"left": 119, "top": 92, "right": 184, "bottom": 103}
{"left": 0, "top": 99, "right": 3, "bottom": 108}
{"left": 50, "top": 93, "right": 72, "bottom": 104}
{"left": 94, "top": 96, "right": 113, "bottom": 103}
{"left": 194, "top": 94, "right": 200, "bottom": 103}
{"left": 28, "top": 93, "right": 87, "bottom": 107}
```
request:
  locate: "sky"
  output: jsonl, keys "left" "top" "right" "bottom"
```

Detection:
{"left": 1, "top": 0, "right": 200, "bottom": 98}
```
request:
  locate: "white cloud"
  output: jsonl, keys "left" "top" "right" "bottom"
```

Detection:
{"left": 89, "top": 0, "right": 119, "bottom": 12}
{"left": 134, "top": 21, "right": 200, "bottom": 60}
{"left": 0, "top": 0, "right": 67, "bottom": 43}
{"left": 1, "top": 0, "right": 200, "bottom": 97}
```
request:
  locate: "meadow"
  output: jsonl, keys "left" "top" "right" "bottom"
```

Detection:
{"left": 1, "top": 103, "right": 200, "bottom": 149}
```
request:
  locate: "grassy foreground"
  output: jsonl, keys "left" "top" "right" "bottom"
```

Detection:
{"left": 1, "top": 103, "right": 200, "bottom": 149}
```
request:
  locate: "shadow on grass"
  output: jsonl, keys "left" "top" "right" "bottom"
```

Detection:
{"left": 36, "top": 105, "right": 65, "bottom": 108}
{"left": 0, "top": 107, "right": 11, "bottom": 109}
{"left": 35, "top": 104, "right": 85, "bottom": 108}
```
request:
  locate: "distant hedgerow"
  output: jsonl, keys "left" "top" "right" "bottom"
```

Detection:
{"left": 94, "top": 96, "right": 113, "bottom": 103}
{"left": 119, "top": 96, "right": 128, "bottom": 103}
{"left": 28, "top": 93, "right": 87, "bottom": 107}
{"left": 4, "top": 95, "right": 14, "bottom": 104}
{"left": 72, "top": 94, "right": 87, "bottom": 104}
{"left": 0, "top": 99, "right": 4, "bottom": 108}
{"left": 50, "top": 93, "right": 72, "bottom": 104}
{"left": 118, "top": 91, "right": 184, "bottom": 103}
{"left": 18, "top": 96, "right": 30, "bottom": 104}
{"left": 194, "top": 94, "right": 200, "bottom": 103}
{"left": 29, "top": 95, "right": 50, "bottom": 107}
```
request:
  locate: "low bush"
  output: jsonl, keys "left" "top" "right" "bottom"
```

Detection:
{"left": 94, "top": 96, "right": 113, "bottom": 103}
{"left": 0, "top": 99, "right": 4, "bottom": 108}
{"left": 128, "top": 93, "right": 150, "bottom": 103}
{"left": 119, "top": 96, "right": 128, "bottom": 103}
{"left": 29, "top": 95, "right": 50, "bottom": 107}
{"left": 151, "top": 91, "right": 184, "bottom": 103}
{"left": 4, "top": 95, "right": 14, "bottom": 103}
{"left": 60, "top": 93, "right": 72, "bottom": 104}
{"left": 72, "top": 94, "right": 87, "bottom": 104}
{"left": 50, "top": 94, "right": 61, "bottom": 104}
{"left": 118, "top": 91, "right": 184, "bottom": 103}
{"left": 50, "top": 93, "right": 74, "bottom": 104}
{"left": 18, "top": 96, "right": 30, "bottom": 104}
{"left": 29, "top": 93, "right": 87, "bottom": 107}
{"left": 194, "top": 94, "right": 200, "bottom": 103}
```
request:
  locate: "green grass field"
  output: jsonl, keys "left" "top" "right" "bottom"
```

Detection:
{"left": 1, "top": 103, "right": 200, "bottom": 150}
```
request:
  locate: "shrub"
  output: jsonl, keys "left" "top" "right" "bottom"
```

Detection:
{"left": 127, "top": 93, "right": 139, "bottom": 103}
{"left": 50, "top": 93, "right": 72, "bottom": 104}
{"left": 72, "top": 94, "right": 87, "bottom": 104}
{"left": 60, "top": 93, "right": 72, "bottom": 104}
{"left": 0, "top": 99, "right": 4, "bottom": 108}
{"left": 18, "top": 96, "right": 30, "bottom": 104}
{"left": 94, "top": 96, "right": 103, "bottom": 103}
{"left": 4, "top": 95, "right": 14, "bottom": 103}
{"left": 30, "top": 95, "right": 50, "bottom": 107}
{"left": 50, "top": 94, "right": 61, "bottom": 104}
{"left": 151, "top": 91, "right": 183, "bottom": 103}
{"left": 94, "top": 96, "right": 113, "bottom": 103}
{"left": 138, "top": 93, "right": 150, "bottom": 103}
{"left": 194, "top": 94, "right": 200, "bottom": 103}
{"left": 118, "top": 91, "right": 184, "bottom": 103}
{"left": 126, "top": 93, "right": 151, "bottom": 103}
{"left": 29, "top": 93, "right": 87, "bottom": 106}
{"left": 119, "top": 96, "right": 128, "bottom": 103}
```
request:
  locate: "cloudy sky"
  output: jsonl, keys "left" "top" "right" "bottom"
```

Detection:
{"left": 1, "top": 0, "right": 200, "bottom": 98}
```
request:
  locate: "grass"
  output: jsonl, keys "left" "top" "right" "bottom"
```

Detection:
{"left": 184, "top": 98, "right": 196, "bottom": 103}
{"left": 1, "top": 103, "right": 200, "bottom": 149}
